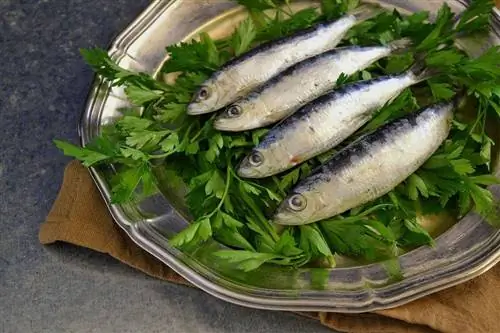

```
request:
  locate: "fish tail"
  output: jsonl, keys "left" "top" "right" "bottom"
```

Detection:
{"left": 388, "top": 38, "right": 413, "bottom": 53}
{"left": 349, "top": 3, "right": 384, "bottom": 22}
{"left": 407, "top": 61, "right": 440, "bottom": 83}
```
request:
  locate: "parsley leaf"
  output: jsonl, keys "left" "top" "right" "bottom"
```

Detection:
{"left": 361, "top": 89, "right": 418, "bottom": 133}
{"left": 54, "top": 140, "right": 111, "bottom": 167}
{"left": 117, "top": 116, "right": 153, "bottom": 132}
{"left": 428, "top": 82, "right": 456, "bottom": 100}
{"left": 170, "top": 217, "right": 213, "bottom": 248}
{"left": 406, "top": 174, "right": 429, "bottom": 200}
{"left": 162, "top": 37, "right": 220, "bottom": 74}
{"left": 125, "top": 86, "right": 164, "bottom": 105}
{"left": 120, "top": 147, "right": 148, "bottom": 161}
{"left": 81, "top": 48, "right": 166, "bottom": 90}
{"left": 160, "top": 133, "right": 180, "bottom": 154}
{"left": 396, "top": 218, "right": 434, "bottom": 248}
{"left": 425, "top": 49, "right": 465, "bottom": 68}
{"left": 205, "top": 170, "right": 226, "bottom": 199}
{"left": 214, "top": 229, "right": 255, "bottom": 251}
{"left": 320, "top": 217, "right": 397, "bottom": 261}
{"left": 155, "top": 103, "right": 187, "bottom": 123}
{"left": 111, "top": 163, "right": 151, "bottom": 203}
{"left": 125, "top": 130, "right": 170, "bottom": 149}
{"left": 416, "top": 3, "right": 454, "bottom": 51}
{"left": 299, "top": 225, "right": 333, "bottom": 257}
{"left": 257, "top": 8, "right": 319, "bottom": 41}
{"left": 453, "top": 0, "right": 494, "bottom": 35}
{"left": 467, "top": 179, "right": 496, "bottom": 216}
{"left": 213, "top": 250, "right": 281, "bottom": 272}
{"left": 274, "top": 229, "right": 303, "bottom": 256}
{"left": 231, "top": 18, "right": 257, "bottom": 56}
{"left": 321, "top": 0, "right": 359, "bottom": 20}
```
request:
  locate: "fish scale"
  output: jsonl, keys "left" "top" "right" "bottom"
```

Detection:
{"left": 272, "top": 101, "right": 455, "bottom": 225}
{"left": 237, "top": 67, "right": 431, "bottom": 179}
{"left": 214, "top": 38, "right": 412, "bottom": 132}
{"left": 187, "top": 4, "right": 382, "bottom": 115}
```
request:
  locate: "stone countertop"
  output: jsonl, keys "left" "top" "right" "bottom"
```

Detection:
{"left": 0, "top": 1, "right": 332, "bottom": 332}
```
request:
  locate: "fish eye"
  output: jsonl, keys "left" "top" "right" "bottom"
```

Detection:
{"left": 197, "top": 87, "right": 211, "bottom": 101}
{"left": 249, "top": 151, "right": 264, "bottom": 166}
{"left": 226, "top": 104, "right": 242, "bottom": 118}
{"left": 288, "top": 194, "right": 307, "bottom": 211}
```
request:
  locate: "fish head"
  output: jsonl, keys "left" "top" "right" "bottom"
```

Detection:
{"left": 272, "top": 189, "right": 321, "bottom": 226}
{"left": 214, "top": 95, "right": 268, "bottom": 131}
{"left": 187, "top": 78, "right": 223, "bottom": 115}
{"left": 237, "top": 147, "right": 287, "bottom": 179}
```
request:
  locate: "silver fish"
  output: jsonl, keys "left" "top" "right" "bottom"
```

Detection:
{"left": 237, "top": 64, "right": 434, "bottom": 179}
{"left": 187, "top": 4, "right": 382, "bottom": 115}
{"left": 214, "top": 38, "right": 412, "bottom": 132}
{"left": 273, "top": 101, "right": 455, "bottom": 225}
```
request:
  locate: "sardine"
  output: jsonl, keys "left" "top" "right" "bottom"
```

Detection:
{"left": 187, "top": 4, "right": 382, "bottom": 115}
{"left": 237, "top": 63, "right": 434, "bottom": 179}
{"left": 214, "top": 38, "right": 412, "bottom": 131}
{"left": 272, "top": 101, "right": 455, "bottom": 225}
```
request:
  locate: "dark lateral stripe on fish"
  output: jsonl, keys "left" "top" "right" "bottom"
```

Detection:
{"left": 257, "top": 74, "right": 403, "bottom": 149}
{"left": 296, "top": 102, "right": 452, "bottom": 191}
{"left": 217, "top": 22, "right": 332, "bottom": 72}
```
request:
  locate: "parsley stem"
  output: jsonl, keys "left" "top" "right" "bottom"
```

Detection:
{"left": 201, "top": 162, "right": 234, "bottom": 224}
{"left": 190, "top": 116, "right": 215, "bottom": 143}
{"left": 233, "top": 172, "right": 282, "bottom": 200}
{"left": 149, "top": 152, "right": 175, "bottom": 159}
{"left": 230, "top": 167, "right": 280, "bottom": 242}
{"left": 481, "top": 106, "right": 487, "bottom": 137}
{"left": 466, "top": 99, "right": 487, "bottom": 146}
{"left": 271, "top": 176, "right": 287, "bottom": 196}
{"left": 210, "top": 164, "right": 232, "bottom": 217}
{"left": 182, "top": 122, "right": 196, "bottom": 145}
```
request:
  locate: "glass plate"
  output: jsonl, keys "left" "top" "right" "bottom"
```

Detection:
{"left": 79, "top": 0, "right": 500, "bottom": 312}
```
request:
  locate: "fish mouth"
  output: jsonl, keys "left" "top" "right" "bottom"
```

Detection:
{"left": 237, "top": 163, "right": 284, "bottom": 179}
{"left": 187, "top": 103, "right": 212, "bottom": 115}
{"left": 213, "top": 118, "right": 241, "bottom": 132}
{"left": 236, "top": 165, "right": 260, "bottom": 179}
{"left": 214, "top": 119, "right": 261, "bottom": 132}
{"left": 272, "top": 210, "right": 305, "bottom": 226}
{"left": 236, "top": 158, "right": 264, "bottom": 179}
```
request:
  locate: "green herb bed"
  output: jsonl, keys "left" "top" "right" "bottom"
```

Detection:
{"left": 56, "top": 0, "right": 500, "bottom": 272}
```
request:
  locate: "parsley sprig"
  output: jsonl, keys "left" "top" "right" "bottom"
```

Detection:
{"left": 55, "top": 0, "right": 500, "bottom": 272}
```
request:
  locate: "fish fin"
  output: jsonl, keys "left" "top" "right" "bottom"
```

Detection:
{"left": 349, "top": 3, "right": 384, "bottom": 22}
{"left": 290, "top": 155, "right": 302, "bottom": 165}
{"left": 388, "top": 38, "right": 413, "bottom": 54}
{"left": 407, "top": 61, "right": 440, "bottom": 83}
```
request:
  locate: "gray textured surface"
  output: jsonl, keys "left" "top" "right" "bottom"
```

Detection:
{"left": 0, "top": 1, "right": 333, "bottom": 332}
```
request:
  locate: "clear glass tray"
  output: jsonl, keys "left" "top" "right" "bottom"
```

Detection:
{"left": 79, "top": 0, "right": 500, "bottom": 312}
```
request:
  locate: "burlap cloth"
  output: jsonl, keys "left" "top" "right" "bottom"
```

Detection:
{"left": 39, "top": 161, "right": 500, "bottom": 332}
